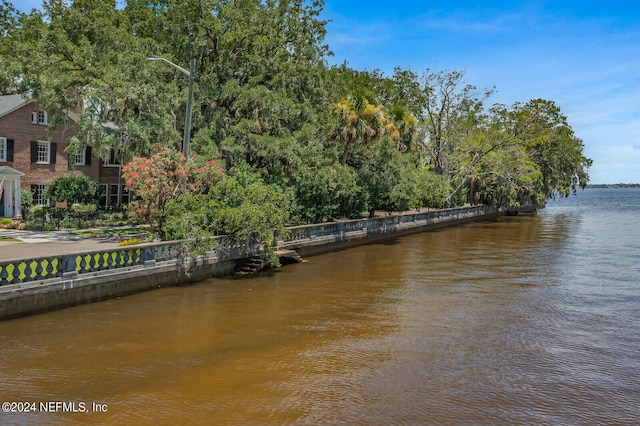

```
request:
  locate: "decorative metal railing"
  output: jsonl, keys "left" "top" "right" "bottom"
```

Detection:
{"left": 0, "top": 205, "right": 495, "bottom": 287}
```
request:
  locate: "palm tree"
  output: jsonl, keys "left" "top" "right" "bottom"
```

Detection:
{"left": 386, "top": 105, "right": 416, "bottom": 151}
{"left": 330, "top": 93, "right": 386, "bottom": 165}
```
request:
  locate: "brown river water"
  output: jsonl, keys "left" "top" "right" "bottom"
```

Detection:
{"left": 0, "top": 188, "right": 638, "bottom": 425}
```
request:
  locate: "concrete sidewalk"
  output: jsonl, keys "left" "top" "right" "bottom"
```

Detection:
{"left": 0, "top": 228, "right": 133, "bottom": 261}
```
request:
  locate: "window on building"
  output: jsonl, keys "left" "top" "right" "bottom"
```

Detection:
{"left": 31, "top": 110, "right": 48, "bottom": 125}
{"left": 75, "top": 150, "right": 85, "bottom": 166}
{"left": 37, "top": 141, "right": 50, "bottom": 163}
{"left": 98, "top": 184, "right": 107, "bottom": 207}
{"left": 121, "top": 186, "right": 131, "bottom": 204}
{"left": 0, "top": 138, "right": 13, "bottom": 163}
{"left": 31, "top": 184, "right": 52, "bottom": 207}
{"left": 99, "top": 184, "right": 130, "bottom": 206}
{"left": 110, "top": 184, "right": 120, "bottom": 206}
{"left": 103, "top": 149, "right": 122, "bottom": 167}
{"left": 74, "top": 146, "right": 91, "bottom": 166}
{"left": 31, "top": 141, "right": 56, "bottom": 164}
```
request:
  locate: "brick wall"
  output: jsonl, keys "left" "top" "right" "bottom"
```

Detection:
{"left": 98, "top": 164, "right": 122, "bottom": 184}
{"left": 0, "top": 103, "right": 100, "bottom": 188}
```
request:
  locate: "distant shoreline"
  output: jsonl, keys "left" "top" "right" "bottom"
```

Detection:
{"left": 587, "top": 183, "right": 640, "bottom": 188}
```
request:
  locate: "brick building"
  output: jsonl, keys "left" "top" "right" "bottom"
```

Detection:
{"left": 0, "top": 94, "right": 129, "bottom": 218}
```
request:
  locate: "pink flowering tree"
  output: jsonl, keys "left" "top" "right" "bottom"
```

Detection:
{"left": 122, "top": 147, "right": 224, "bottom": 238}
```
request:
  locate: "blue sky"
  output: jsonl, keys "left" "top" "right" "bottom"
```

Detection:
{"left": 14, "top": 0, "right": 640, "bottom": 183}
{"left": 322, "top": 0, "right": 640, "bottom": 184}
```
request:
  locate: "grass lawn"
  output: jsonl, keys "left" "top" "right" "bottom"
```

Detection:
{"left": 0, "top": 237, "right": 22, "bottom": 243}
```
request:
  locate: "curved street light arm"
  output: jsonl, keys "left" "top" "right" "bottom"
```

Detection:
{"left": 146, "top": 57, "right": 190, "bottom": 77}
{"left": 146, "top": 57, "right": 196, "bottom": 158}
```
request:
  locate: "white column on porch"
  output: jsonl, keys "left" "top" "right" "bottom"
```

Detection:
{"left": 0, "top": 166, "right": 25, "bottom": 219}
{"left": 13, "top": 178, "right": 21, "bottom": 219}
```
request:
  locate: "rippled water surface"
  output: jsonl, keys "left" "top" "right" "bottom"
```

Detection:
{"left": 1, "top": 188, "right": 639, "bottom": 425}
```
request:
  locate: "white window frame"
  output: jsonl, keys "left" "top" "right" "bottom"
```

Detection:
{"left": 31, "top": 110, "right": 48, "bottom": 125}
{"left": 98, "top": 184, "right": 108, "bottom": 206}
{"left": 103, "top": 149, "right": 122, "bottom": 167}
{"left": 33, "top": 184, "right": 51, "bottom": 207}
{"left": 74, "top": 147, "right": 86, "bottom": 166}
{"left": 121, "top": 185, "right": 131, "bottom": 204}
{"left": 36, "top": 141, "right": 51, "bottom": 164}
{"left": 110, "top": 184, "right": 120, "bottom": 206}
{"left": 0, "top": 137, "right": 6, "bottom": 162}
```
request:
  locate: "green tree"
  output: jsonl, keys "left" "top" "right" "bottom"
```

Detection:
{"left": 295, "top": 164, "right": 365, "bottom": 222}
{"left": 453, "top": 99, "right": 591, "bottom": 208}
{"left": 164, "top": 176, "right": 290, "bottom": 266}
{"left": 510, "top": 99, "right": 592, "bottom": 199}
{"left": 20, "top": 187, "right": 34, "bottom": 217}
{"left": 330, "top": 91, "right": 387, "bottom": 165}
{"left": 355, "top": 138, "right": 419, "bottom": 217}
{"left": 122, "top": 146, "right": 224, "bottom": 238}
{"left": 386, "top": 104, "right": 416, "bottom": 151}
{"left": 0, "top": 0, "right": 203, "bottom": 160}
{"left": 417, "top": 70, "right": 494, "bottom": 180}
{"left": 44, "top": 174, "right": 98, "bottom": 206}
{"left": 153, "top": 0, "right": 332, "bottom": 182}
{"left": 1, "top": 0, "right": 592, "bottom": 222}
{"left": 416, "top": 168, "right": 450, "bottom": 209}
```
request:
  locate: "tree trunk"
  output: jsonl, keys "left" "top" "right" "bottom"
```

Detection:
{"left": 340, "top": 140, "right": 353, "bottom": 166}
{"left": 446, "top": 176, "right": 471, "bottom": 207}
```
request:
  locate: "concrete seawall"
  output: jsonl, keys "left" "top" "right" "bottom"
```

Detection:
{"left": 284, "top": 209, "right": 497, "bottom": 258}
{"left": 0, "top": 205, "right": 499, "bottom": 320}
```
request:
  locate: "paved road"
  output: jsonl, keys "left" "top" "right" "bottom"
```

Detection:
{"left": 0, "top": 229, "right": 124, "bottom": 262}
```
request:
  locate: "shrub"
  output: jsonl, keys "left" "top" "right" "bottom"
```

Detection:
{"left": 117, "top": 238, "right": 143, "bottom": 247}
{"left": 45, "top": 174, "right": 98, "bottom": 206}
{"left": 20, "top": 188, "right": 34, "bottom": 215}
{"left": 122, "top": 147, "right": 224, "bottom": 238}
{"left": 59, "top": 217, "right": 77, "bottom": 228}
{"left": 29, "top": 205, "right": 44, "bottom": 221}
{"left": 43, "top": 223, "right": 57, "bottom": 231}
{"left": 71, "top": 203, "right": 97, "bottom": 216}
{"left": 164, "top": 176, "right": 290, "bottom": 267}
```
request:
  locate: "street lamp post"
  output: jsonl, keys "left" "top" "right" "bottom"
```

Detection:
{"left": 147, "top": 57, "right": 196, "bottom": 158}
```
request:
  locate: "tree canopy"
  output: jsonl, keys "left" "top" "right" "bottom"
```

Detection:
{"left": 44, "top": 174, "right": 98, "bottom": 206}
{"left": 1, "top": 0, "right": 592, "bottom": 235}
